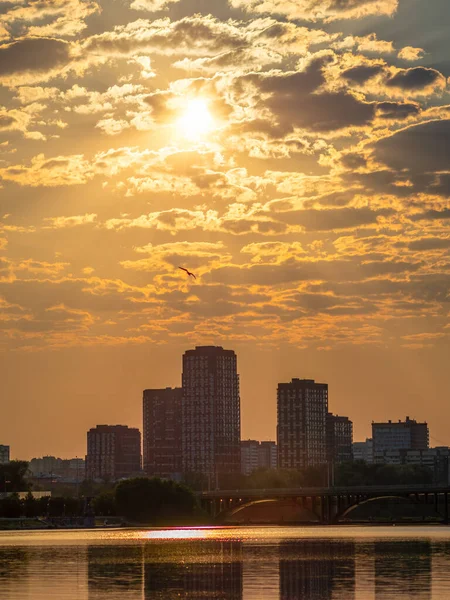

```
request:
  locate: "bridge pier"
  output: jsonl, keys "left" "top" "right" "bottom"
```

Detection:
{"left": 445, "top": 492, "right": 449, "bottom": 524}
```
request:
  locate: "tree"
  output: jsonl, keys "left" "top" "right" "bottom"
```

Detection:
{"left": 93, "top": 491, "right": 116, "bottom": 516}
{"left": 0, "top": 461, "right": 30, "bottom": 493}
{"left": 0, "top": 493, "right": 22, "bottom": 518}
{"left": 115, "top": 477, "right": 197, "bottom": 523}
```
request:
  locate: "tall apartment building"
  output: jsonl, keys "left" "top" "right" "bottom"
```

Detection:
{"left": 372, "top": 417, "right": 429, "bottom": 453}
{"left": 326, "top": 413, "right": 353, "bottom": 464}
{"left": 182, "top": 346, "right": 240, "bottom": 486}
{"left": 143, "top": 387, "right": 182, "bottom": 480}
{"left": 277, "top": 378, "right": 328, "bottom": 470}
{"left": 241, "top": 440, "right": 277, "bottom": 475}
{"left": 0, "top": 445, "right": 10, "bottom": 464}
{"left": 86, "top": 425, "right": 141, "bottom": 481}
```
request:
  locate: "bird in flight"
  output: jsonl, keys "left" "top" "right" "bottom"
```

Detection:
{"left": 178, "top": 266, "right": 196, "bottom": 279}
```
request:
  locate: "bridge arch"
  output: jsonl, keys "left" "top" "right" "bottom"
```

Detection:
{"left": 337, "top": 495, "right": 418, "bottom": 522}
{"left": 218, "top": 498, "right": 320, "bottom": 524}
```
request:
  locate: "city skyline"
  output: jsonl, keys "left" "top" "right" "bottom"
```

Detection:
{"left": 2, "top": 343, "right": 439, "bottom": 460}
{"left": 1, "top": 0, "right": 450, "bottom": 462}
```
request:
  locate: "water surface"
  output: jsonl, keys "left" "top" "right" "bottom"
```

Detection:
{"left": 1, "top": 526, "right": 450, "bottom": 599}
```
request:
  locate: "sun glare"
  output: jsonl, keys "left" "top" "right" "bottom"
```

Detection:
{"left": 177, "top": 98, "right": 215, "bottom": 141}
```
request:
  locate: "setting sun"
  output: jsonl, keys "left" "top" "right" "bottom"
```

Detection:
{"left": 177, "top": 98, "right": 214, "bottom": 141}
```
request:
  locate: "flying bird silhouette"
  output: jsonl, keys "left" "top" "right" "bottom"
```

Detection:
{"left": 178, "top": 266, "right": 196, "bottom": 279}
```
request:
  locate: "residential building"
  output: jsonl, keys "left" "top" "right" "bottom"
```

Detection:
{"left": 29, "top": 456, "right": 85, "bottom": 480}
{"left": 326, "top": 413, "right": 353, "bottom": 464}
{"left": 86, "top": 425, "right": 141, "bottom": 481}
{"left": 241, "top": 440, "right": 277, "bottom": 475}
{"left": 373, "top": 447, "right": 450, "bottom": 485}
{"left": 353, "top": 439, "right": 374, "bottom": 463}
{"left": 0, "top": 445, "right": 10, "bottom": 464}
{"left": 182, "top": 346, "right": 240, "bottom": 487}
{"left": 277, "top": 378, "right": 328, "bottom": 470}
{"left": 143, "top": 387, "right": 182, "bottom": 480}
{"left": 372, "top": 417, "right": 429, "bottom": 453}
{"left": 259, "top": 441, "right": 277, "bottom": 470}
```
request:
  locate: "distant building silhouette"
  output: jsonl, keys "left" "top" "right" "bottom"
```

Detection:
{"left": 86, "top": 425, "right": 141, "bottom": 481}
{"left": 277, "top": 379, "right": 328, "bottom": 469}
{"left": 372, "top": 416, "right": 429, "bottom": 453}
{"left": 352, "top": 438, "right": 373, "bottom": 463}
{"left": 143, "top": 387, "right": 182, "bottom": 480}
{"left": 0, "top": 445, "right": 10, "bottom": 464}
{"left": 326, "top": 413, "right": 353, "bottom": 464}
{"left": 241, "top": 440, "right": 277, "bottom": 475}
{"left": 29, "top": 456, "right": 84, "bottom": 481}
{"left": 182, "top": 346, "right": 240, "bottom": 487}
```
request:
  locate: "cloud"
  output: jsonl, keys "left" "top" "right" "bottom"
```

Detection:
{"left": 234, "top": 54, "right": 376, "bottom": 134}
{"left": 229, "top": 0, "right": 398, "bottom": 22}
{"left": 398, "top": 46, "right": 425, "bottom": 61}
{"left": 342, "top": 64, "right": 384, "bottom": 84}
{"left": 43, "top": 214, "right": 97, "bottom": 229}
{"left": 129, "top": 0, "right": 181, "bottom": 10}
{"left": 386, "top": 67, "right": 446, "bottom": 91}
{"left": 374, "top": 119, "right": 450, "bottom": 172}
{"left": 0, "top": 38, "right": 72, "bottom": 84}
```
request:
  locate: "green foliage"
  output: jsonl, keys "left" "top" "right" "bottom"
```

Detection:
{"left": 335, "top": 461, "right": 434, "bottom": 486}
{"left": 0, "top": 461, "right": 30, "bottom": 493}
{"left": 93, "top": 491, "right": 116, "bottom": 516}
{"left": 115, "top": 477, "right": 196, "bottom": 523}
{"left": 0, "top": 493, "right": 22, "bottom": 518}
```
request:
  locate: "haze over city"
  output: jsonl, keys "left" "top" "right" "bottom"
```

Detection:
{"left": 1, "top": 0, "right": 450, "bottom": 461}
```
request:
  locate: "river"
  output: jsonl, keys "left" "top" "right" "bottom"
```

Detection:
{"left": 1, "top": 526, "right": 450, "bottom": 598}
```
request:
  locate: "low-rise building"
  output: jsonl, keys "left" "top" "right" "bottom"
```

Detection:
{"left": 353, "top": 439, "right": 374, "bottom": 463}
{"left": 241, "top": 440, "right": 277, "bottom": 475}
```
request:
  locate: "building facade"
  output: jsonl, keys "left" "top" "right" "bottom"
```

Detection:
{"left": 277, "top": 378, "right": 328, "bottom": 470}
{"left": 353, "top": 439, "right": 374, "bottom": 463}
{"left": 143, "top": 387, "right": 182, "bottom": 480}
{"left": 372, "top": 417, "right": 429, "bottom": 453}
{"left": 29, "top": 456, "right": 84, "bottom": 480}
{"left": 326, "top": 414, "right": 353, "bottom": 464}
{"left": 86, "top": 425, "right": 141, "bottom": 481}
{"left": 0, "top": 445, "right": 10, "bottom": 464}
{"left": 182, "top": 346, "right": 240, "bottom": 486}
{"left": 241, "top": 440, "right": 277, "bottom": 475}
{"left": 373, "top": 447, "right": 450, "bottom": 485}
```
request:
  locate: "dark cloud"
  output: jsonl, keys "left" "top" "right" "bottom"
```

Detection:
{"left": 273, "top": 207, "right": 393, "bottom": 230}
{"left": 376, "top": 101, "right": 420, "bottom": 120}
{"left": 0, "top": 38, "right": 71, "bottom": 76}
{"left": 386, "top": 67, "right": 445, "bottom": 90}
{"left": 408, "top": 237, "right": 450, "bottom": 250}
{"left": 342, "top": 64, "right": 384, "bottom": 84}
{"left": 374, "top": 119, "right": 450, "bottom": 172}
{"left": 240, "top": 55, "right": 376, "bottom": 133}
{"left": 208, "top": 258, "right": 419, "bottom": 286}
{"left": 411, "top": 209, "right": 450, "bottom": 222}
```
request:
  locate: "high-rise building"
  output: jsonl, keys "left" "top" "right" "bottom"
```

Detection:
{"left": 353, "top": 438, "right": 373, "bottom": 463}
{"left": 277, "top": 378, "right": 328, "bottom": 470}
{"left": 372, "top": 417, "right": 429, "bottom": 453}
{"left": 326, "top": 413, "right": 353, "bottom": 464}
{"left": 0, "top": 445, "right": 10, "bottom": 464}
{"left": 182, "top": 346, "right": 240, "bottom": 486}
{"left": 143, "top": 387, "right": 182, "bottom": 480}
{"left": 241, "top": 440, "right": 277, "bottom": 475}
{"left": 86, "top": 425, "right": 141, "bottom": 481}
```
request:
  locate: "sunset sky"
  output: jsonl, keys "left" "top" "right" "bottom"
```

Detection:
{"left": 1, "top": 0, "right": 450, "bottom": 460}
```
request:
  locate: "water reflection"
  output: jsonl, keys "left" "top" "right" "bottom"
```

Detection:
{"left": 279, "top": 541, "right": 355, "bottom": 599}
{"left": 0, "top": 528, "right": 449, "bottom": 599}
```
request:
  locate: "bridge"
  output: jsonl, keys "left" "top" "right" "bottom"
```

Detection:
{"left": 197, "top": 484, "right": 450, "bottom": 524}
